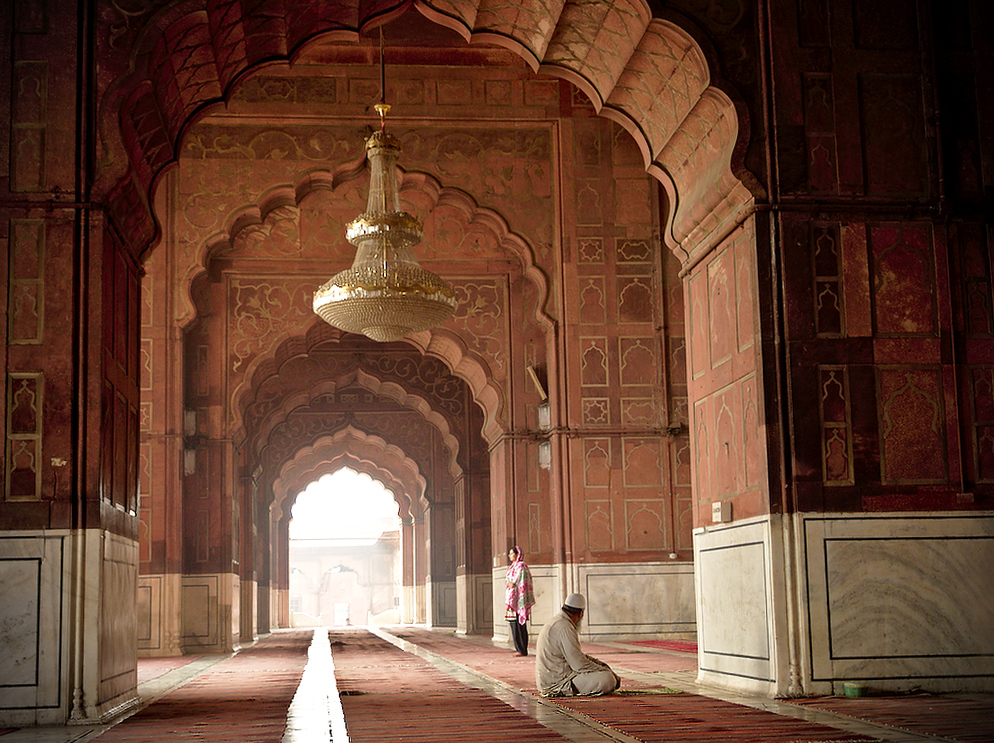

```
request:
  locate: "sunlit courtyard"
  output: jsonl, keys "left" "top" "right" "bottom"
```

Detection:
{"left": 288, "top": 470, "right": 402, "bottom": 627}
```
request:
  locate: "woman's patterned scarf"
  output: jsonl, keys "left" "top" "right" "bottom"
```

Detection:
{"left": 504, "top": 547, "right": 536, "bottom": 624}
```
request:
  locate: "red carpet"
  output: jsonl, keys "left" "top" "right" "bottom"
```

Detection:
{"left": 790, "top": 694, "right": 994, "bottom": 743}
{"left": 386, "top": 628, "right": 876, "bottom": 743}
{"left": 627, "top": 638, "right": 699, "bottom": 654}
{"left": 92, "top": 632, "right": 310, "bottom": 742}
{"left": 330, "top": 629, "right": 567, "bottom": 741}
{"left": 21, "top": 627, "right": 987, "bottom": 743}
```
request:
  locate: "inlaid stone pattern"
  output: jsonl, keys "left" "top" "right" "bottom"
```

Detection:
{"left": 567, "top": 117, "right": 680, "bottom": 557}
{"left": 6, "top": 374, "right": 42, "bottom": 500}
{"left": 8, "top": 220, "right": 44, "bottom": 343}
{"left": 688, "top": 224, "right": 763, "bottom": 522}
{"left": 878, "top": 367, "right": 946, "bottom": 484}
{"left": 11, "top": 61, "right": 47, "bottom": 192}
{"left": 819, "top": 366, "right": 853, "bottom": 486}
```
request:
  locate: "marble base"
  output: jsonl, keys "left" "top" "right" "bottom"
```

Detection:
{"left": 456, "top": 572, "right": 493, "bottom": 634}
{"left": 427, "top": 578, "right": 456, "bottom": 627}
{"left": 180, "top": 572, "right": 240, "bottom": 654}
{"left": 138, "top": 573, "right": 183, "bottom": 657}
{"left": 803, "top": 512, "right": 994, "bottom": 694}
{"left": 492, "top": 561, "right": 696, "bottom": 643}
{"left": 694, "top": 512, "right": 994, "bottom": 698}
{"left": 0, "top": 529, "right": 139, "bottom": 727}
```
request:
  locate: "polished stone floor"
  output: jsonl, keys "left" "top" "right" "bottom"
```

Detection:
{"left": 1, "top": 627, "right": 991, "bottom": 742}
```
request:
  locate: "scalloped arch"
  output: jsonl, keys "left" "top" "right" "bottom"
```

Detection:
{"left": 213, "top": 170, "right": 549, "bottom": 445}
{"left": 102, "top": 0, "right": 753, "bottom": 264}
{"left": 272, "top": 427, "right": 427, "bottom": 527}
{"left": 252, "top": 361, "right": 465, "bottom": 486}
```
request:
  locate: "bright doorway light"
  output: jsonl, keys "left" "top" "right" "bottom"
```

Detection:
{"left": 288, "top": 468, "right": 404, "bottom": 628}
{"left": 289, "top": 468, "right": 400, "bottom": 541}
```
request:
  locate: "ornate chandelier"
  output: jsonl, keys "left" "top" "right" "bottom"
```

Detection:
{"left": 313, "top": 40, "right": 456, "bottom": 342}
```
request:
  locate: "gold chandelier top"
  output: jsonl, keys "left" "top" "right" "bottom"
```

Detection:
{"left": 313, "top": 49, "right": 457, "bottom": 342}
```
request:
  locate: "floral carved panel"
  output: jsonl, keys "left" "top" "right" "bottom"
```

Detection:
{"left": 229, "top": 278, "right": 316, "bottom": 376}
{"left": 878, "top": 367, "right": 947, "bottom": 484}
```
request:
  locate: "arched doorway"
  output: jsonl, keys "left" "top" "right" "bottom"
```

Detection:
{"left": 4, "top": 0, "right": 766, "bottom": 726}
{"left": 136, "top": 1, "right": 748, "bottom": 660}
{"left": 287, "top": 468, "right": 403, "bottom": 628}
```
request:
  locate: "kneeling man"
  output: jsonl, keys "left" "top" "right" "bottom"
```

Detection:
{"left": 535, "top": 593, "right": 621, "bottom": 697}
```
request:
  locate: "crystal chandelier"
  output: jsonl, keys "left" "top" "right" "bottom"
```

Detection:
{"left": 313, "top": 38, "right": 456, "bottom": 342}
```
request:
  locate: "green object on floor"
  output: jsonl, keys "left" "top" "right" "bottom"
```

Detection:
{"left": 844, "top": 683, "right": 868, "bottom": 698}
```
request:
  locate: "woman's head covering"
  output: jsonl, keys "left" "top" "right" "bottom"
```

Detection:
{"left": 512, "top": 546, "right": 522, "bottom": 561}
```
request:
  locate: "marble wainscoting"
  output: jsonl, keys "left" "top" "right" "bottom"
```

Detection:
{"left": 427, "top": 578, "right": 457, "bottom": 627}
{"left": 180, "top": 571, "right": 240, "bottom": 653}
{"left": 802, "top": 511, "right": 994, "bottom": 695}
{"left": 695, "top": 512, "right": 994, "bottom": 699}
{"left": 240, "top": 577, "right": 258, "bottom": 645}
{"left": 0, "top": 531, "right": 70, "bottom": 726}
{"left": 0, "top": 529, "right": 140, "bottom": 727}
{"left": 574, "top": 561, "right": 696, "bottom": 642}
{"left": 694, "top": 516, "right": 788, "bottom": 697}
{"left": 456, "top": 571, "right": 493, "bottom": 635}
{"left": 492, "top": 562, "right": 696, "bottom": 644}
{"left": 137, "top": 572, "right": 183, "bottom": 656}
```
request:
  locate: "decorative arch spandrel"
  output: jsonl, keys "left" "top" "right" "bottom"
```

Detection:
{"left": 250, "top": 367, "right": 465, "bottom": 483}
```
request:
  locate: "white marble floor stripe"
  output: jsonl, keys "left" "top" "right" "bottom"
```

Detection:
{"left": 282, "top": 628, "right": 349, "bottom": 743}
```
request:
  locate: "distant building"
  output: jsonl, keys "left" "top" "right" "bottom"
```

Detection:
{"left": 290, "top": 531, "right": 401, "bottom": 626}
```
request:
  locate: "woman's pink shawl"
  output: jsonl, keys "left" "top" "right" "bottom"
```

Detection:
{"left": 504, "top": 548, "right": 536, "bottom": 625}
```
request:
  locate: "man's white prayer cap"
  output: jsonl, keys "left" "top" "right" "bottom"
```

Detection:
{"left": 563, "top": 593, "right": 586, "bottom": 610}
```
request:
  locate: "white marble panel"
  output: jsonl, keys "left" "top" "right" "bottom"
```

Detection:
{"left": 431, "top": 579, "right": 456, "bottom": 627}
{"left": 473, "top": 573, "right": 493, "bottom": 633}
{"left": 139, "top": 573, "right": 183, "bottom": 656}
{"left": 804, "top": 512, "right": 994, "bottom": 690}
{"left": 694, "top": 517, "right": 781, "bottom": 693}
{"left": 697, "top": 541, "right": 769, "bottom": 658}
{"left": 137, "top": 575, "right": 160, "bottom": 647}
{"left": 496, "top": 562, "right": 696, "bottom": 642}
{"left": 101, "top": 533, "right": 139, "bottom": 688}
{"left": 0, "top": 556, "right": 40, "bottom": 685}
{"left": 576, "top": 561, "right": 696, "bottom": 640}
{"left": 181, "top": 574, "right": 218, "bottom": 650}
{"left": 0, "top": 533, "right": 68, "bottom": 718}
{"left": 456, "top": 573, "right": 469, "bottom": 633}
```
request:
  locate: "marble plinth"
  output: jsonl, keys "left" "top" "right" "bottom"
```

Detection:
{"left": 492, "top": 561, "right": 696, "bottom": 643}
{"left": 138, "top": 573, "right": 183, "bottom": 656}
{"left": 427, "top": 578, "right": 456, "bottom": 627}
{"left": 694, "top": 512, "right": 994, "bottom": 698}
{"left": 803, "top": 512, "right": 994, "bottom": 694}
{"left": 180, "top": 572, "right": 240, "bottom": 653}
{"left": 0, "top": 529, "right": 139, "bottom": 727}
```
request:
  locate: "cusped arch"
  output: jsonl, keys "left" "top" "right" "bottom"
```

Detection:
{"left": 252, "top": 359, "right": 465, "bottom": 485}
{"left": 272, "top": 427, "right": 427, "bottom": 528}
{"left": 104, "top": 0, "right": 753, "bottom": 266}
{"left": 214, "top": 172, "right": 548, "bottom": 445}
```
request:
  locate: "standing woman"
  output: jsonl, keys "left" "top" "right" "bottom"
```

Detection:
{"left": 505, "top": 546, "right": 536, "bottom": 656}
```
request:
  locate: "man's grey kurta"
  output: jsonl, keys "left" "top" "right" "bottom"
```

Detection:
{"left": 535, "top": 610, "right": 618, "bottom": 696}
